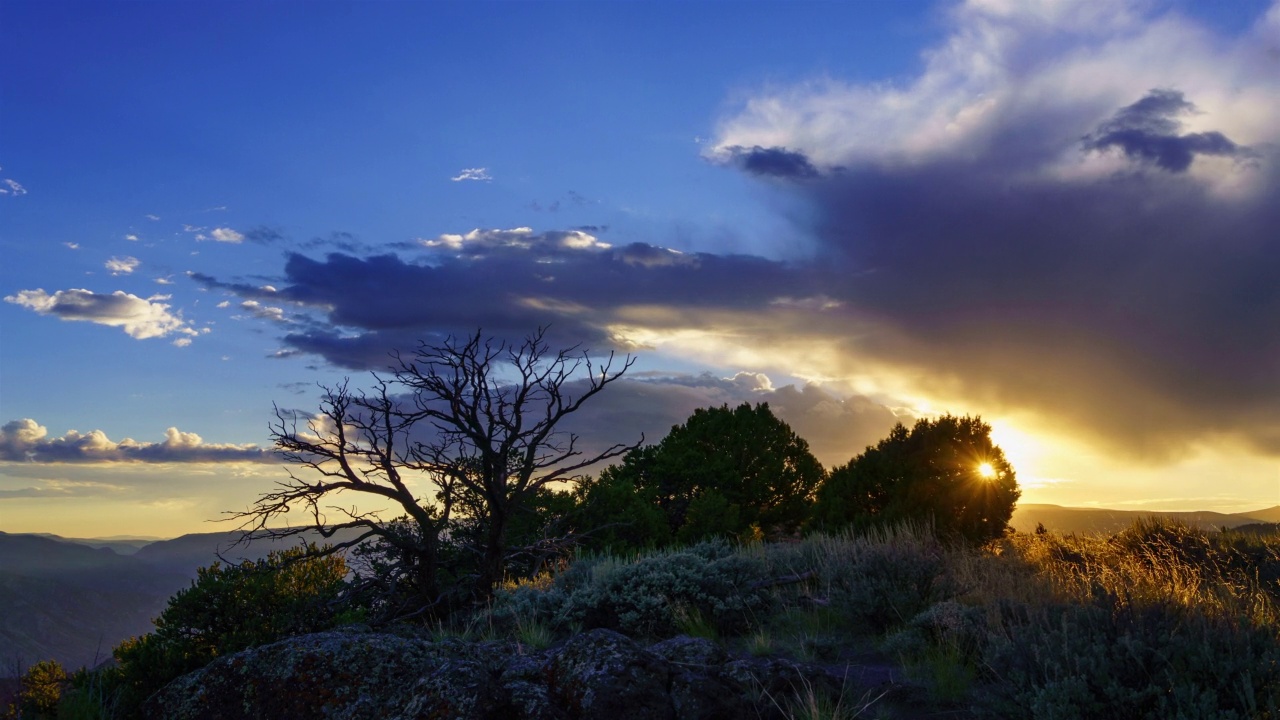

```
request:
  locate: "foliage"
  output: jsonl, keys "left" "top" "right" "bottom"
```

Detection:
{"left": 812, "top": 414, "right": 1020, "bottom": 545}
{"left": 236, "top": 328, "right": 637, "bottom": 615}
{"left": 598, "top": 403, "right": 824, "bottom": 546}
{"left": 491, "top": 539, "right": 772, "bottom": 638}
{"left": 6, "top": 660, "right": 66, "bottom": 720}
{"left": 110, "top": 546, "right": 347, "bottom": 718}
{"left": 979, "top": 600, "right": 1280, "bottom": 719}
{"left": 568, "top": 469, "right": 671, "bottom": 553}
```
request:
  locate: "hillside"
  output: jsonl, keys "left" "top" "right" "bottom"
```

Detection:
{"left": 0, "top": 533, "right": 191, "bottom": 671}
{"left": 1009, "top": 503, "right": 1275, "bottom": 535}
{"left": 0, "top": 528, "right": 368, "bottom": 671}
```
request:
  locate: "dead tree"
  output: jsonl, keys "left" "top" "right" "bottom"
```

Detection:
{"left": 231, "top": 328, "right": 639, "bottom": 616}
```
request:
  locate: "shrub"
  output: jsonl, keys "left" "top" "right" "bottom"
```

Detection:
{"left": 490, "top": 539, "right": 771, "bottom": 638}
{"left": 111, "top": 545, "right": 348, "bottom": 718}
{"left": 978, "top": 600, "right": 1280, "bottom": 719}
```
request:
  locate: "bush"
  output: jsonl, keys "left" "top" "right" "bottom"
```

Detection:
{"left": 111, "top": 545, "right": 348, "bottom": 717}
{"left": 978, "top": 600, "right": 1280, "bottom": 719}
{"left": 490, "top": 539, "right": 772, "bottom": 638}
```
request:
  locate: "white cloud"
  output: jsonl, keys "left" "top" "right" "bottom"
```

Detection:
{"left": 146, "top": 214, "right": 160, "bottom": 221}
{"left": 420, "top": 227, "right": 611, "bottom": 253}
{"left": 708, "top": 0, "right": 1280, "bottom": 194}
{"left": 451, "top": 167, "right": 492, "bottom": 182}
{"left": 0, "top": 418, "right": 271, "bottom": 464}
{"left": 105, "top": 256, "right": 140, "bottom": 275}
{"left": 125, "top": 234, "right": 139, "bottom": 242}
{"left": 210, "top": 227, "right": 244, "bottom": 243}
{"left": 64, "top": 242, "right": 79, "bottom": 250}
{"left": 239, "top": 300, "right": 286, "bottom": 322}
{"left": 155, "top": 276, "right": 174, "bottom": 285}
{"left": 4, "top": 288, "right": 196, "bottom": 340}
{"left": 216, "top": 300, "right": 231, "bottom": 308}
{"left": 0, "top": 171, "right": 26, "bottom": 196}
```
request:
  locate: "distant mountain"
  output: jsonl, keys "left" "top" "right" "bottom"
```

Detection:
{"left": 1010, "top": 504, "right": 1275, "bottom": 535}
{"left": 29, "top": 533, "right": 163, "bottom": 556}
{"left": 1232, "top": 505, "right": 1280, "bottom": 523}
{"left": 134, "top": 527, "right": 369, "bottom": 578}
{"left": 0, "top": 533, "right": 191, "bottom": 671}
{"left": 0, "top": 527, "right": 369, "bottom": 672}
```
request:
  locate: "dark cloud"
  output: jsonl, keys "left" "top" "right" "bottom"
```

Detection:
{"left": 243, "top": 225, "right": 287, "bottom": 244}
{"left": 204, "top": 228, "right": 824, "bottom": 370}
{"left": 762, "top": 89, "right": 1280, "bottom": 460}
{"left": 1083, "top": 89, "right": 1253, "bottom": 172}
{"left": 0, "top": 419, "right": 274, "bottom": 464}
{"left": 719, "top": 145, "right": 820, "bottom": 179}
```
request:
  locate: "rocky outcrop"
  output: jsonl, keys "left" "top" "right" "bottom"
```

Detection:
{"left": 148, "top": 628, "right": 896, "bottom": 720}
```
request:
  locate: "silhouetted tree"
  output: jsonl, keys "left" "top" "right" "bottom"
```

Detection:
{"left": 233, "top": 328, "right": 638, "bottom": 614}
{"left": 603, "top": 403, "right": 824, "bottom": 544}
{"left": 812, "top": 414, "right": 1019, "bottom": 545}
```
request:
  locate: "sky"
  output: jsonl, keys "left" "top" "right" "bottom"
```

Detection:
{"left": 2, "top": 0, "right": 1280, "bottom": 539}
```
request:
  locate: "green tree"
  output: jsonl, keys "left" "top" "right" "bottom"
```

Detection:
{"left": 607, "top": 403, "right": 825, "bottom": 543}
{"left": 112, "top": 546, "right": 347, "bottom": 717}
{"left": 812, "top": 414, "right": 1020, "bottom": 545}
{"left": 10, "top": 660, "right": 66, "bottom": 720}
{"left": 570, "top": 468, "right": 671, "bottom": 552}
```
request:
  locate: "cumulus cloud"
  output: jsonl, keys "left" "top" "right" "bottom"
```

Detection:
{"left": 105, "top": 256, "right": 140, "bottom": 275}
{"left": 0, "top": 418, "right": 274, "bottom": 464}
{"left": 210, "top": 227, "right": 244, "bottom": 243}
{"left": 451, "top": 167, "right": 492, "bottom": 182}
{"left": 4, "top": 288, "right": 198, "bottom": 340}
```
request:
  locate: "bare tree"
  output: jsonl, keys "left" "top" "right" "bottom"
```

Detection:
{"left": 231, "top": 328, "right": 639, "bottom": 615}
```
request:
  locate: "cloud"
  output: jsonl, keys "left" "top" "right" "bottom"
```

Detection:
{"left": 555, "top": 372, "right": 907, "bottom": 467}
{"left": 146, "top": 214, "right": 161, "bottom": 221}
{"left": 451, "top": 167, "right": 492, "bottom": 182}
{"left": 0, "top": 478, "right": 129, "bottom": 500}
{"left": 184, "top": 1, "right": 1280, "bottom": 465}
{"left": 124, "top": 234, "right": 140, "bottom": 242}
{"left": 243, "top": 225, "right": 286, "bottom": 244}
{"left": 105, "top": 256, "right": 140, "bottom": 275}
{"left": 64, "top": 242, "right": 79, "bottom": 250}
{"left": 717, "top": 145, "right": 821, "bottom": 179}
{"left": 1081, "top": 89, "right": 1254, "bottom": 172}
{"left": 238, "top": 300, "right": 287, "bottom": 323}
{"left": 0, "top": 167, "right": 26, "bottom": 196}
{"left": 703, "top": 0, "right": 1280, "bottom": 459}
{"left": 210, "top": 227, "right": 245, "bottom": 243}
{"left": 0, "top": 419, "right": 274, "bottom": 464}
{"left": 189, "top": 224, "right": 819, "bottom": 369}
{"left": 4, "top": 288, "right": 198, "bottom": 340}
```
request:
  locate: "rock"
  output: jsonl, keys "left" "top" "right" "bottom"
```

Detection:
{"left": 149, "top": 627, "right": 886, "bottom": 720}
{"left": 648, "top": 635, "right": 728, "bottom": 667}
{"left": 147, "top": 631, "right": 508, "bottom": 720}
{"left": 544, "top": 629, "right": 674, "bottom": 720}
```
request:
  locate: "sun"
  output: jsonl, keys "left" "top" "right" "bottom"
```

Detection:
{"left": 977, "top": 462, "right": 996, "bottom": 479}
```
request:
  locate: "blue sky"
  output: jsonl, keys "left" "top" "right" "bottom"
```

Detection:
{"left": 3, "top": 0, "right": 1280, "bottom": 538}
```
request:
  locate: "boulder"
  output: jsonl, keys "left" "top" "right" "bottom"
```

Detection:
{"left": 147, "top": 631, "right": 507, "bottom": 720}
